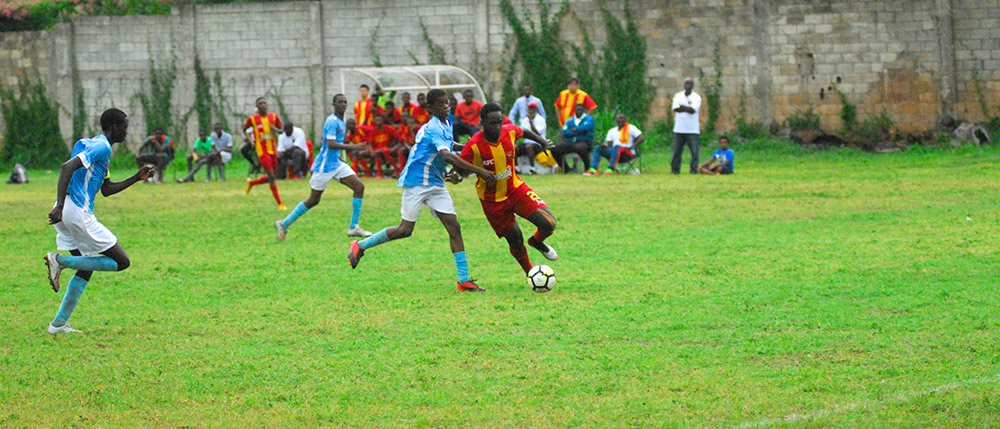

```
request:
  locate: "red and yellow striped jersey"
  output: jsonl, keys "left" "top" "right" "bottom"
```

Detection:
{"left": 554, "top": 89, "right": 597, "bottom": 126}
{"left": 244, "top": 113, "right": 282, "bottom": 157}
{"left": 460, "top": 124, "right": 525, "bottom": 202}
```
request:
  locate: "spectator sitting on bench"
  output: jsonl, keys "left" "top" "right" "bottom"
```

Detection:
{"left": 589, "top": 112, "right": 644, "bottom": 176}
{"left": 276, "top": 122, "right": 309, "bottom": 179}
{"left": 178, "top": 128, "right": 213, "bottom": 183}
{"left": 698, "top": 135, "right": 735, "bottom": 175}
{"left": 240, "top": 127, "right": 262, "bottom": 175}
{"left": 515, "top": 102, "right": 547, "bottom": 174}
{"left": 135, "top": 127, "right": 173, "bottom": 183}
{"left": 550, "top": 104, "right": 594, "bottom": 173}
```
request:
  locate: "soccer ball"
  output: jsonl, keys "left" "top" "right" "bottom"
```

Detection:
{"left": 527, "top": 265, "right": 556, "bottom": 293}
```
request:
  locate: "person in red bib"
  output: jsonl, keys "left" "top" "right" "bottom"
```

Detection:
{"left": 454, "top": 89, "right": 483, "bottom": 139}
{"left": 455, "top": 103, "right": 559, "bottom": 277}
{"left": 357, "top": 113, "right": 399, "bottom": 178}
{"left": 243, "top": 97, "right": 286, "bottom": 210}
{"left": 345, "top": 118, "right": 370, "bottom": 176}
{"left": 393, "top": 92, "right": 418, "bottom": 124}
{"left": 412, "top": 93, "right": 431, "bottom": 124}
{"left": 393, "top": 115, "right": 419, "bottom": 174}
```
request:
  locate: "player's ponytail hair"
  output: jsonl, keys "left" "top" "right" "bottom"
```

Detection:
{"left": 479, "top": 103, "right": 503, "bottom": 123}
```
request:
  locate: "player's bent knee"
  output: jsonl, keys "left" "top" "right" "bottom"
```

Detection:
{"left": 116, "top": 255, "right": 131, "bottom": 271}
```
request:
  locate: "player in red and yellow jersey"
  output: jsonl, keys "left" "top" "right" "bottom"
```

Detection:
{"left": 393, "top": 115, "right": 419, "bottom": 174}
{"left": 243, "top": 96, "right": 286, "bottom": 209}
{"left": 345, "top": 118, "right": 371, "bottom": 176}
{"left": 554, "top": 77, "right": 597, "bottom": 126}
{"left": 358, "top": 113, "right": 399, "bottom": 178}
{"left": 455, "top": 103, "right": 558, "bottom": 276}
{"left": 354, "top": 84, "right": 375, "bottom": 127}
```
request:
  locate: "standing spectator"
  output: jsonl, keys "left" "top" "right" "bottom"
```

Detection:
{"left": 178, "top": 128, "right": 212, "bottom": 182}
{"left": 454, "top": 89, "right": 483, "bottom": 139}
{"left": 589, "top": 112, "right": 645, "bottom": 175}
{"left": 699, "top": 135, "right": 735, "bottom": 175}
{"left": 671, "top": 78, "right": 702, "bottom": 174}
{"left": 134, "top": 127, "right": 173, "bottom": 184}
{"left": 354, "top": 84, "right": 374, "bottom": 127}
{"left": 554, "top": 77, "right": 597, "bottom": 126}
{"left": 550, "top": 104, "right": 594, "bottom": 173}
{"left": 508, "top": 84, "right": 546, "bottom": 124}
{"left": 515, "top": 103, "right": 547, "bottom": 174}
{"left": 276, "top": 122, "right": 309, "bottom": 179}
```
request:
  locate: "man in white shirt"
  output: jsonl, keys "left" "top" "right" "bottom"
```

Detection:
{"left": 589, "top": 112, "right": 644, "bottom": 175}
{"left": 276, "top": 122, "right": 309, "bottom": 179}
{"left": 671, "top": 78, "right": 702, "bottom": 174}
{"left": 515, "top": 102, "right": 547, "bottom": 174}
{"left": 508, "top": 84, "right": 546, "bottom": 124}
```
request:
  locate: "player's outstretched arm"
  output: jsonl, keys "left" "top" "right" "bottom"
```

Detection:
{"left": 101, "top": 165, "right": 153, "bottom": 197}
{"left": 328, "top": 141, "right": 367, "bottom": 151}
{"left": 49, "top": 156, "right": 84, "bottom": 224}
{"left": 440, "top": 149, "right": 496, "bottom": 186}
{"left": 521, "top": 128, "right": 549, "bottom": 151}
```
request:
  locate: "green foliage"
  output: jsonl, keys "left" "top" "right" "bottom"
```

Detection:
{"left": 499, "top": 0, "right": 571, "bottom": 133}
{"left": 643, "top": 119, "right": 673, "bottom": 150}
{"left": 784, "top": 107, "right": 821, "bottom": 130}
{"left": 589, "top": 108, "right": 616, "bottom": 143}
{"left": 735, "top": 119, "right": 768, "bottom": 140}
{"left": 133, "top": 57, "right": 180, "bottom": 145}
{"left": 0, "top": 77, "right": 67, "bottom": 168}
{"left": 71, "top": 69, "right": 88, "bottom": 141}
{"left": 499, "top": 56, "right": 520, "bottom": 116}
{"left": 211, "top": 71, "right": 230, "bottom": 132}
{"left": 192, "top": 55, "right": 212, "bottom": 132}
{"left": 419, "top": 18, "right": 448, "bottom": 65}
{"left": 701, "top": 42, "right": 723, "bottom": 135}
{"left": 837, "top": 89, "right": 856, "bottom": 132}
{"left": 855, "top": 107, "right": 894, "bottom": 141}
{"left": 1, "top": 0, "right": 169, "bottom": 32}
{"left": 569, "top": 12, "right": 602, "bottom": 106}
{"left": 598, "top": 2, "right": 652, "bottom": 125}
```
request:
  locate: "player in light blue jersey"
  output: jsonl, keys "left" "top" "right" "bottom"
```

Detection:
{"left": 348, "top": 89, "right": 497, "bottom": 292}
{"left": 276, "top": 94, "right": 373, "bottom": 241}
{"left": 43, "top": 108, "right": 153, "bottom": 334}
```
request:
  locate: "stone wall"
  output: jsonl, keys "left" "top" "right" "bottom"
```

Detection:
{"left": 1, "top": 0, "right": 998, "bottom": 150}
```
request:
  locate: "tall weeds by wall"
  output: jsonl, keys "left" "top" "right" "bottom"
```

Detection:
{"left": 0, "top": 77, "right": 67, "bottom": 168}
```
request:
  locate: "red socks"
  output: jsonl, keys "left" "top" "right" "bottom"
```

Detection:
{"left": 533, "top": 229, "right": 552, "bottom": 243}
{"left": 249, "top": 176, "right": 268, "bottom": 186}
{"left": 510, "top": 244, "right": 532, "bottom": 275}
{"left": 269, "top": 183, "right": 282, "bottom": 205}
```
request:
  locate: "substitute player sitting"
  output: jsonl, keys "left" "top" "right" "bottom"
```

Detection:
{"left": 43, "top": 108, "right": 153, "bottom": 334}
{"left": 347, "top": 89, "right": 497, "bottom": 292}
{"left": 359, "top": 113, "right": 399, "bottom": 178}
{"left": 276, "top": 94, "right": 373, "bottom": 241}
{"left": 456, "top": 103, "right": 558, "bottom": 277}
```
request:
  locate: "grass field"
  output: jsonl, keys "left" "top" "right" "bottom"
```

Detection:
{"left": 2, "top": 140, "right": 999, "bottom": 426}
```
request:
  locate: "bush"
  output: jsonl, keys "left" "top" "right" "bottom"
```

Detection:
{"left": 0, "top": 77, "right": 68, "bottom": 168}
{"left": 735, "top": 120, "right": 768, "bottom": 140}
{"left": 1, "top": 0, "right": 170, "bottom": 32}
{"left": 855, "top": 107, "right": 894, "bottom": 142}
{"left": 784, "top": 107, "right": 820, "bottom": 130}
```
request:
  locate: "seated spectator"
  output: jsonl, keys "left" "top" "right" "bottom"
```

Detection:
{"left": 413, "top": 92, "right": 430, "bottom": 124}
{"left": 589, "top": 112, "right": 644, "bottom": 176}
{"left": 515, "top": 102, "right": 547, "bottom": 174}
{"left": 699, "top": 135, "right": 735, "bottom": 175}
{"left": 393, "top": 115, "right": 418, "bottom": 171}
{"left": 358, "top": 113, "right": 399, "bottom": 178}
{"left": 177, "top": 128, "right": 213, "bottom": 182}
{"left": 135, "top": 127, "right": 173, "bottom": 184}
{"left": 550, "top": 104, "right": 594, "bottom": 173}
{"left": 345, "top": 118, "right": 370, "bottom": 176}
{"left": 383, "top": 100, "right": 397, "bottom": 125}
{"left": 394, "top": 92, "right": 418, "bottom": 124}
{"left": 208, "top": 122, "right": 234, "bottom": 181}
{"left": 276, "top": 122, "right": 309, "bottom": 179}
{"left": 240, "top": 127, "right": 262, "bottom": 175}
{"left": 453, "top": 89, "right": 482, "bottom": 139}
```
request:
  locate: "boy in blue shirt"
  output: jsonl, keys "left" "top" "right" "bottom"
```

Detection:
{"left": 347, "top": 89, "right": 497, "bottom": 292}
{"left": 43, "top": 108, "right": 153, "bottom": 334}
{"left": 699, "top": 135, "right": 735, "bottom": 175}
{"left": 275, "top": 94, "right": 373, "bottom": 241}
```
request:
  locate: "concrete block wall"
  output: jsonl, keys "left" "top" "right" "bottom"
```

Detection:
{"left": 2, "top": 0, "right": 999, "bottom": 150}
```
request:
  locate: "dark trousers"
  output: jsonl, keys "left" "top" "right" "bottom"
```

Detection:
{"left": 551, "top": 135, "right": 592, "bottom": 173}
{"left": 241, "top": 143, "right": 262, "bottom": 175}
{"left": 275, "top": 146, "right": 307, "bottom": 179}
{"left": 453, "top": 121, "right": 480, "bottom": 139}
{"left": 671, "top": 133, "right": 700, "bottom": 174}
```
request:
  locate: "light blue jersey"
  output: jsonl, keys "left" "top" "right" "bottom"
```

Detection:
{"left": 67, "top": 134, "right": 112, "bottom": 213}
{"left": 398, "top": 116, "right": 453, "bottom": 188}
{"left": 312, "top": 113, "right": 347, "bottom": 173}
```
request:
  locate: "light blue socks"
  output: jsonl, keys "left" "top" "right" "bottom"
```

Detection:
{"left": 350, "top": 198, "right": 363, "bottom": 229}
{"left": 282, "top": 202, "right": 309, "bottom": 228}
{"left": 56, "top": 255, "right": 118, "bottom": 271}
{"left": 358, "top": 228, "right": 390, "bottom": 250}
{"left": 52, "top": 275, "right": 88, "bottom": 327}
{"left": 454, "top": 251, "right": 470, "bottom": 282}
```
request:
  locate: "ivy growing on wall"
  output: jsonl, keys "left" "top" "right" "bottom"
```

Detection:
{"left": 598, "top": 2, "right": 652, "bottom": 124}
{"left": 133, "top": 57, "right": 179, "bottom": 139}
{"left": 192, "top": 55, "right": 212, "bottom": 132}
{"left": 0, "top": 77, "right": 67, "bottom": 168}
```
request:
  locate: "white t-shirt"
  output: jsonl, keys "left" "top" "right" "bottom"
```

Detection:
{"left": 604, "top": 124, "right": 643, "bottom": 147}
{"left": 671, "top": 91, "right": 702, "bottom": 134}
{"left": 519, "top": 115, "right": 547, "bottom": 139}
{"left": 277, "top": 127, "right": 308, "bottom": 153}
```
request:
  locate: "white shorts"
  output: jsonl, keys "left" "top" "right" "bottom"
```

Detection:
{"left": 220, "top": 151, "right": 232, "bottom": 164}
{"left": 53, "top": 200, "right": 117, "bottom": 255}
{"left": 309, "top": 163, "right": 356, "bottom": 191}
{"left": 400, "top": 185, "right": 456, "bottom": 222}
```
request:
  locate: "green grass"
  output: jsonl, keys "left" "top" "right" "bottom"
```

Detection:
{"left": 2, "top": 141, "right": 999, "bottom": 426}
